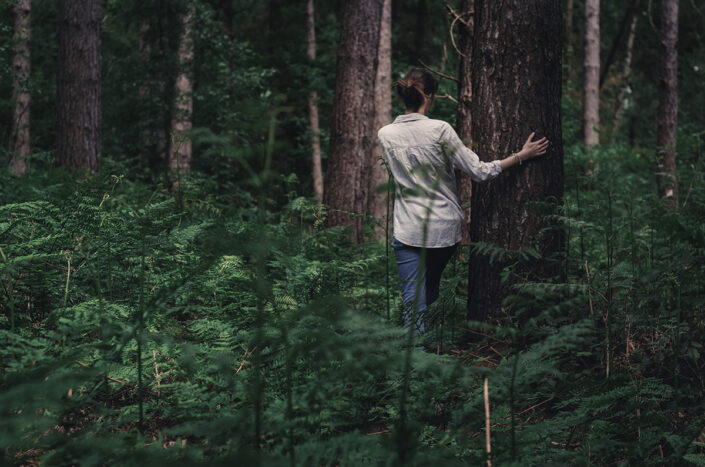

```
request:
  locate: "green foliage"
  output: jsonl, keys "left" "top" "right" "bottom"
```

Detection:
{"left": 2, "top": 126, "right": 704, "bottom": 464}
{"left": 1, "top": 0, "right": 705, "bottom": 464}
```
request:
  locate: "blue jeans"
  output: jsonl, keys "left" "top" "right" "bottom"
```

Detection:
{"left": 391, "top": 237, "right": 458, "bottom": 335}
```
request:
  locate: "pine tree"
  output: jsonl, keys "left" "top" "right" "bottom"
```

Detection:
{"left": 584, "top": 0, "right": 600, "bottom": 147}
{"left": 56, "top": 0, "right": 101, "bottom": 172}
{"left": 368, "top": 0, "right": 392, "bottom": 239}
{"left": 323, "top": 0, "right": 384, "bottom": 242}
{"left": 467, "top": 0, "right": 564, "bottom": 322}
{"left": 657, "top": 0, "right": 679, "bottom": 202}
{"left": 10, "top": 0, "right": 31, "bottom": 176}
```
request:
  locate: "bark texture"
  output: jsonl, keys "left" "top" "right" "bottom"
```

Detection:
{"left": 11, "top": 0, "right": 31, "bottom": 175}
{"left": 657, "top": 0, "right": 679, "bottom": 201}
{"left": 169, "top": 8, "right": 195, "bottom": 178}
{"left": 369, "top": 0, "right": 392, "bottom": 239}
{"left": 455, "top": 0, "right": 474, "bottom": 245}
{"left": 56, "top": 0, "right": 101, "bottom": 172}
{"left": 306, "top": 0, "right": 324, "bottom": 204}
{"left": 468, "top": 0, "right": 564, "bottom": 323}
{"left": 323, "top": 0, "right": 384, "bottom": 243}
{"left": 583, "top": 0, "right": 600, "bottom": 146}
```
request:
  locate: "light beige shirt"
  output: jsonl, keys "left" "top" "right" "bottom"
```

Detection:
{"left": 378, "top": 113, "right": 502, "bottom": 247}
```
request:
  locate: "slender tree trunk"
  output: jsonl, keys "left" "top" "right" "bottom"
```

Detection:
{"left": 600, "top": 0, "right": 639, "bottom": 89}
{"left": 583, "top": 0, "right": 600, "bottom": 146}
{"left": 565, "top": 0, "right": 576, "bottom": 84}
{"left": 221, "top": 0, "right": 234, "bottom": 38}
{"left": 323, "top": 0, "right": 384, "bottom": 243}
{"left": 169, "top": 7, "right": 194, "bottom": 179}
{"left": 11, "top": 0, "right": 31, "bottom": 176}
{"left": 467, "top": 0, "right": 564, "bottom": 323}
{"left": 657, "top": 0, "right": 679, "bottom": 202}
{"left": 369, "top": 0, "right": 392, "bottom": 239}
{"left": 306, "top": 0, "right": 324, "bottom": 204}
{"left": 56, "top": 0, "right": 101, "bottom": 172}
{"left": 138, "top": 21, "right": 152, "bottom": 167}
{"left": 455, "top": 0, "right": 474, "bottom": 246}
{"left": 412, "top": 0, "right": 427, "bottom": 64}
{"left": 611, "top": 14, "right": 638, "bottom": 143}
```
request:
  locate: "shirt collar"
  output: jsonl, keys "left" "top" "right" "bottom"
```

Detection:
{"left": 393, "top": 113, "right": 429, "bottom": 123}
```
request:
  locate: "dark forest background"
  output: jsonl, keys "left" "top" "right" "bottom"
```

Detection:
{"left": 1, "top": 0, "right": 705, "bottom": 465}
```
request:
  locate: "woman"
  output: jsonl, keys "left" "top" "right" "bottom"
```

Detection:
{"left": 377, "top": 67, "right": 549, "bottom": 337}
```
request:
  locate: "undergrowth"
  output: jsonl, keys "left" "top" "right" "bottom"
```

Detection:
{"left": 1, "top": 138, "right": 704, "bottom": 466}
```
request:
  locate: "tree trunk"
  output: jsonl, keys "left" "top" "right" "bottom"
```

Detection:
{"left": 657, "top": 0, "right": 679, "bottom": 202}
{"left": 138, "top": 21, "right": 152, "bottom": 167}
{"left": 611, "top": 14, "right": 638, "bottom": 143}
{"left": 565, "top": 0, "right": 576, "bottom": 84}
{"left": 11, "top": 0, "right": 31, "bottom": 176}
{"left": 455, "top": 0, "right": 474, "bottom": 246}
{"left": 169, "top": 7, "right": 195, "bottom": 179}
{"left": 412, "top": 0, "right": 427, "bottom": 64}
{"left": 369, "top": 0, "right": 392, "bottom": 239}
{"left": 467, "top": 0, "right": 564, "bottom": 323}
{"left": 583, "top": 0, "right": 600, "bottom": 146}
{"left": 323, "top": 0, "right": 384, "bottom": 243}
{"left": 56, "top": 0, "right": 101, "bottom": 172}
{"left": 306, "top": 0, "right": 324, "bottom": 204}
{"left": 599, "top": 0, "right": 639, "bottom": 89}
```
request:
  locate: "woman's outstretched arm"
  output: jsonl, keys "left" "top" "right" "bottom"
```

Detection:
{"left": 498, "top": 132, "right": 550, "bottom": 171}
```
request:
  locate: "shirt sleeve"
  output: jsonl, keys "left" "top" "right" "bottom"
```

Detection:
{"left": 439, "top": 122, "right": 502, "bottom": 182}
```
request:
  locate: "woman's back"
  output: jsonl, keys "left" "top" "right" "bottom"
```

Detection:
{"left": 378, "top": 112, "right": 501, "bottom": 248}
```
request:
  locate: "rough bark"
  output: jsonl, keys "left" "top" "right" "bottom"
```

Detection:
{"left": 657, "top": 0, "right": 679, "bottom": 202}
{"left": 306, "top": 0, "right": 324, "bottom": 204}
{"left": 583, "top": 0, "right": 600, "bottom": 146}
{"left": 323, "top": 0, "right": 384, "bottom": 243}
{"left": 56, "top": 0, "right": 101, "bottom": 172}
{"left": 611, "top": 14, "right": 638, "bottom": 143}
{"left": 168, "top": 8, "right": 194, "bottom": 179}
{"left": 467, "top": 0, "right": 564, "bottom": 323}
{"left": 369, "top": 0, "right": 392, "bottom": 239}
{"left": 455, "top": 0, "right": 474, "bottom": 246}
{"left": 11, "top": 0, "right": 31, "bottom": 175}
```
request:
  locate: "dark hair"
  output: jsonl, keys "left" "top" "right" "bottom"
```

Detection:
{"left": 395, "top": 67, "right": 439, "bottom": 111}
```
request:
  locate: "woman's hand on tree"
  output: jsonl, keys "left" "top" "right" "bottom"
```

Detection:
{"left": 519, "top": 132, "right": 549, "bottom": 161}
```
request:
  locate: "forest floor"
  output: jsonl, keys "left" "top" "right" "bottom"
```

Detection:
{"left": 2, "top": 148, "right": 705, "bottom": 465}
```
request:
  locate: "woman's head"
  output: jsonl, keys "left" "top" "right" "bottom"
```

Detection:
{"left": 396, "top": 67, "right": 439, "bottom": 113}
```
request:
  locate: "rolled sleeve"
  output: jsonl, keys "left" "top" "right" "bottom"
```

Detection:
{"left": 439, "top": 122, "right": 502, "bottom": 182}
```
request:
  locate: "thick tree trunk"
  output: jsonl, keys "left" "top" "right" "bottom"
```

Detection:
{"left": 369, "top": 0, "right": 392, "bottom": 239}
{"left": 611, "top": 14, "right": 638, "bottom": 143}
{"left": 455, "top": 0, "right": 474, "bottom": 246}
{"left": 11, "top": 0, "right": 31, "bottom": 176}
{"left": 467, "top": 0, "right": 564, "bottom": 323}
{"left": 306, "top": 0, "right": 324, "bottom": 204}
{"left": 323, "top": 0, "right": 383, "bottom": 243}
{"left": 56, "top": 0, "right": 101, "bottom": 172}
{"left": 583, "top": 0, "right": 600, "bottom": 146}
{"left": 657, "top": 0, "right": 679, "bottom": 202}
{"left": 169, "top": 8, "right": 194, "bottom": 179}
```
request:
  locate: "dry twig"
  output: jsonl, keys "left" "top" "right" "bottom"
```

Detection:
{"left": 417, "top": 58, "right": 459, "bottom": 83}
